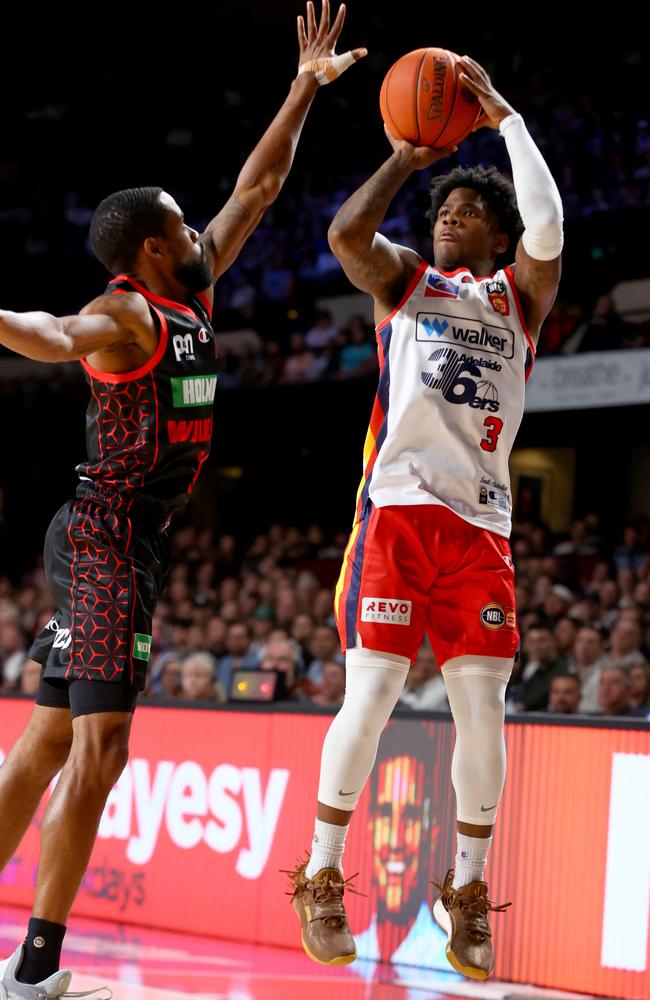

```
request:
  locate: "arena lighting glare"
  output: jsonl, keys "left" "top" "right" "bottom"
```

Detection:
{"left": 230, "top": 669, "right": 279, "bottom": 702}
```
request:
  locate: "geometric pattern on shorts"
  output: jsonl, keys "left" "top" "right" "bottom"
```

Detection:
{"left": 67, "top": 500, "right": 132, "bottom": 682}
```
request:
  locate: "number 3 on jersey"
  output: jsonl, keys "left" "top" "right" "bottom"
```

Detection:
{"left": 481, "top": 416, "right": 503, "bottom": 452}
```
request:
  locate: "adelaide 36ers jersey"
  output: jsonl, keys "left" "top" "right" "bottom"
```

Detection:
{"left": 357, "top": 260, "right": 535, "bottom": 538}
{"left": 76, "top": 275, "right": 219, "bottom": 518}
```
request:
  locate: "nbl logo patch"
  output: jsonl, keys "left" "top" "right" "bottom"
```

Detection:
{"left": 480, "top": 604, "right": 516, "bottom": 630}
{"left": 486, "top": 280, "right": 510, "bottom": 316}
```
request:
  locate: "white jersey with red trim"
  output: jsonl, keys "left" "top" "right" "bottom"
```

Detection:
{"left": 359, "top": 260, "right": 535, "bottom": 538}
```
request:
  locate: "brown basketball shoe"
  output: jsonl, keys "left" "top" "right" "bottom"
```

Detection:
{"left": 282, "top": 856, "right": 358, "bottom": 966}
{"left": 432, "top": 869, "right": 510, "bottom": 980}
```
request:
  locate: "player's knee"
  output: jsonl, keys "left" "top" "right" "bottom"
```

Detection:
{"left": 100, "top": 735, "right": 130, "bottom": 787}
{"left": 341, "top": 672, "right": 405, "bottom": 740}
{"left": 69, "top": 721, "right": 130, "bottom": 792}
{"left": 46, "top": 731, "right": 74, "bottom": 772}
{"left": 19, "top": 718, "right": 73, "bottom": 776}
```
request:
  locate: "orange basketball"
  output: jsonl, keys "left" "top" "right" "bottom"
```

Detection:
{"left": 380, "top": 47, "right": 482, "bottom": 149}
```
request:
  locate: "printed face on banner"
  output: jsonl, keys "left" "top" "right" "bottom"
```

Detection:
{"left": 372, "top": 753, "right": 424, "bottom": 916}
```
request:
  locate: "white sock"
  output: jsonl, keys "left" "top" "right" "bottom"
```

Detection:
{"left": 305, "top": 819, "right": 348, "bottom": 878}
{"left": 452, "top": 833, "right": 492, "bottom": 889}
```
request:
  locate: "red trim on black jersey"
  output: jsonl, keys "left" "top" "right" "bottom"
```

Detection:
{"left": 128, "top": 524, "right": 136, "bottom": 685}
{"left": 66, "top": 502, "right": 80, "bottom": 679}
{"left": 503, "top": 265, "right": 536, "bottom": 364}
{"left": 88, "top": 377, "right": 104, "bottom": 461}
{"left": 188, "top": 450, "right": 209, "bottom": 494}
{"left": 195, "top": 291, "right": 213, "bottom": 319}
{"left": 376, "top": 259, "right": 428, "bottom": 333}
{"left": 111, "top": 274, "right": 205, "bottom": 322}
{"left": 80, "top": 306, "right": 169, "bottom": 384}
{"left": 149, "top": 371, "right": 160, "bottom": 473}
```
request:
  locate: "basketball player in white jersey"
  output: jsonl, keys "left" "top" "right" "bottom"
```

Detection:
{"left": 285, "top": 56, "right": 563, "bottom": 979}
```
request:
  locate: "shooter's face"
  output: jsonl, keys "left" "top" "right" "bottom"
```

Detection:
{"left": 372, "top": 753, "right": 424, "bottom": 914}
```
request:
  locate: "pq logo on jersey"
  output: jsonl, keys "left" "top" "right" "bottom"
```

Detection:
{"left": 361, "top": 598, "right": 412, "bottom": 625}
{"left": 480, "top": 604, "right": 516, "bottom": 630}
{"left": 173, "top": 334, "right": 195, "bottom": 363}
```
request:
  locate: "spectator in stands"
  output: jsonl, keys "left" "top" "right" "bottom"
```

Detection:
{"left": 547, "top": 674, "right": 581, "bottom": 714}
{"left": 180, "top": 652, "right": 223, "bottom": 703}
{"left": 614, "top": 526, "right": 647, "bottom": 575}
{"left": 573, "top": 626, "right": 609, "bottom": 712}
{"left": 157, "top": 657, "right": 183, "bottom": 700}
{"left": 261, "top": 249, "right": 295, "bottom": 303}
{"left": 510, "top": 626, "right": 568, "bottom": 712}
{"left": 574, "top": 295, "right": 635, "bottom": 354}
{"left": 249, "top": 605, "right": 276, "bottom": 655}
{"left": 306, "top": 625, "right": 343, "bottom": 685}
{"left": 304, "top": 309, "right": 339, "bottom": 349}
{"left": 205, "top": 616, "right": 228, "bottom": 659}
{"left": 552, "top": 521, "right": 598, "bottom": 557}
{"left": 606, "top": 619, "right": 647, "bottom": 670}
{"left": 291, "top": 612, "right": 316, "bottom": 665}
{"left": 260, "top": 638, "right": 303, "bottom": 700}
{"left": 539, "top": 584, "right": 574, "bottom": 626}
{"left": 147, "top": 652, "right": 183, "bottom": 700}
{"left": 217, "top": 622, "right": 259, "bottom": 697}
{"left": 399, "top": 646, "right": 448, "bottom": 711}
{"left": 310, "top": 661, "right": 346, "bottom": 708}
{"left": 338, "top": 317, "right": 376, "bottom": 377}
{"left": 228, "top": 270, "right": 257, "bottom": 321}
{"left": 282, "top": 333, "right": 315, "bottom": 383}
{"left": 553, "top": 616, "right": 578, "bottom": 662}
{"left": 312, "top": 587, "right": 336, "bottom": 626}
{"left": 0, "top": 623, "right": 27, "bottom": 688}
{"left": 629, "top": 663, "right": 650, "bottom": 711}
{"left": 595, "top": 665, "right": 648, "bottom": 718}
{"left": 595, "top": 580, "right": 622, "bottom": 631}
{"left": 18, "top": 658, "right": 42, "bottom": 697}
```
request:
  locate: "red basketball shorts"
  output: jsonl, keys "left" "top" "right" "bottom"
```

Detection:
{"left": 334, "top": 503, "right": 518, "bottom": 666}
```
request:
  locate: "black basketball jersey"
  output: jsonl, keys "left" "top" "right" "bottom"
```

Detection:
{"left": 76, "top": 275, "right": 219, "bottom": 518}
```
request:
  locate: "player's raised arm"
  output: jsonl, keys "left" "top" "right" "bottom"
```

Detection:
{"left": 327, "top": 130, "right": 457, "bottom": 323}
{"left": 201, "top": 0, "right": 366, "bottom": 283}
{"left": 459, "top": 56, "right": 563, "bottom": 341}
{"left": 0, "top": 292, "right": 153, "bottom": 363}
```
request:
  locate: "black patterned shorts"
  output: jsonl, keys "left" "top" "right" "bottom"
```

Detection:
{"left": 28, "top": 484, "right": 171, "bottom": 690}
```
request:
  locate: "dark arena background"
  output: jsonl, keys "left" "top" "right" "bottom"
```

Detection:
{"left": 0, "top": 3, "right": 649, "bottom": 998}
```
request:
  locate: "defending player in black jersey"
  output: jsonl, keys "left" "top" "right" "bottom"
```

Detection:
{"left": 0, "top": 5, "right": 365, "bottom": 997}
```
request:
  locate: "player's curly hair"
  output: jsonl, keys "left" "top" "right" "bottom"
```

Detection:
{"left": 427, "top": 165, "right": 523, "bottom": 268}
{"left": 89, "top": 187, "right": 168, "bottom": 275}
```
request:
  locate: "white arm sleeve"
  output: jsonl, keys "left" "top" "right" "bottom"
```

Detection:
{"left": 499, "top": 113, "right": 564, "bottom": 261}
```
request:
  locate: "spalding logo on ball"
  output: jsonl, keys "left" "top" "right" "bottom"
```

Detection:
{"left": 380, "top": 47, "right": 482, "bottom": 148}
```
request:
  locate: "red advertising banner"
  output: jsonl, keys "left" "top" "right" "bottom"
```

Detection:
{"left": 0, "top": 699, "right": 648, "bottom": 998}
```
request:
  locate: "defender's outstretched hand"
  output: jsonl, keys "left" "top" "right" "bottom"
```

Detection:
{"left": 458, "top": 56, "right": 517, "bottom": 131}
{"left": 297, "top": 0, "right": 367, "bottom": 85}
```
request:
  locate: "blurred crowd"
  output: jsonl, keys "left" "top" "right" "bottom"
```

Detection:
{"left": 1, "top": 515, "right": 649, "bottom": 721}
{"left": 2, "top": 21, "right": 649, "bottom": 372}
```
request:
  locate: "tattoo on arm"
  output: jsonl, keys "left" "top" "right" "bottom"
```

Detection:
{"left": 332, "top": 156, "right": 413, "bottom": 248}
{"left": 329, "top": 156, "right": 416, "bottom": 295}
